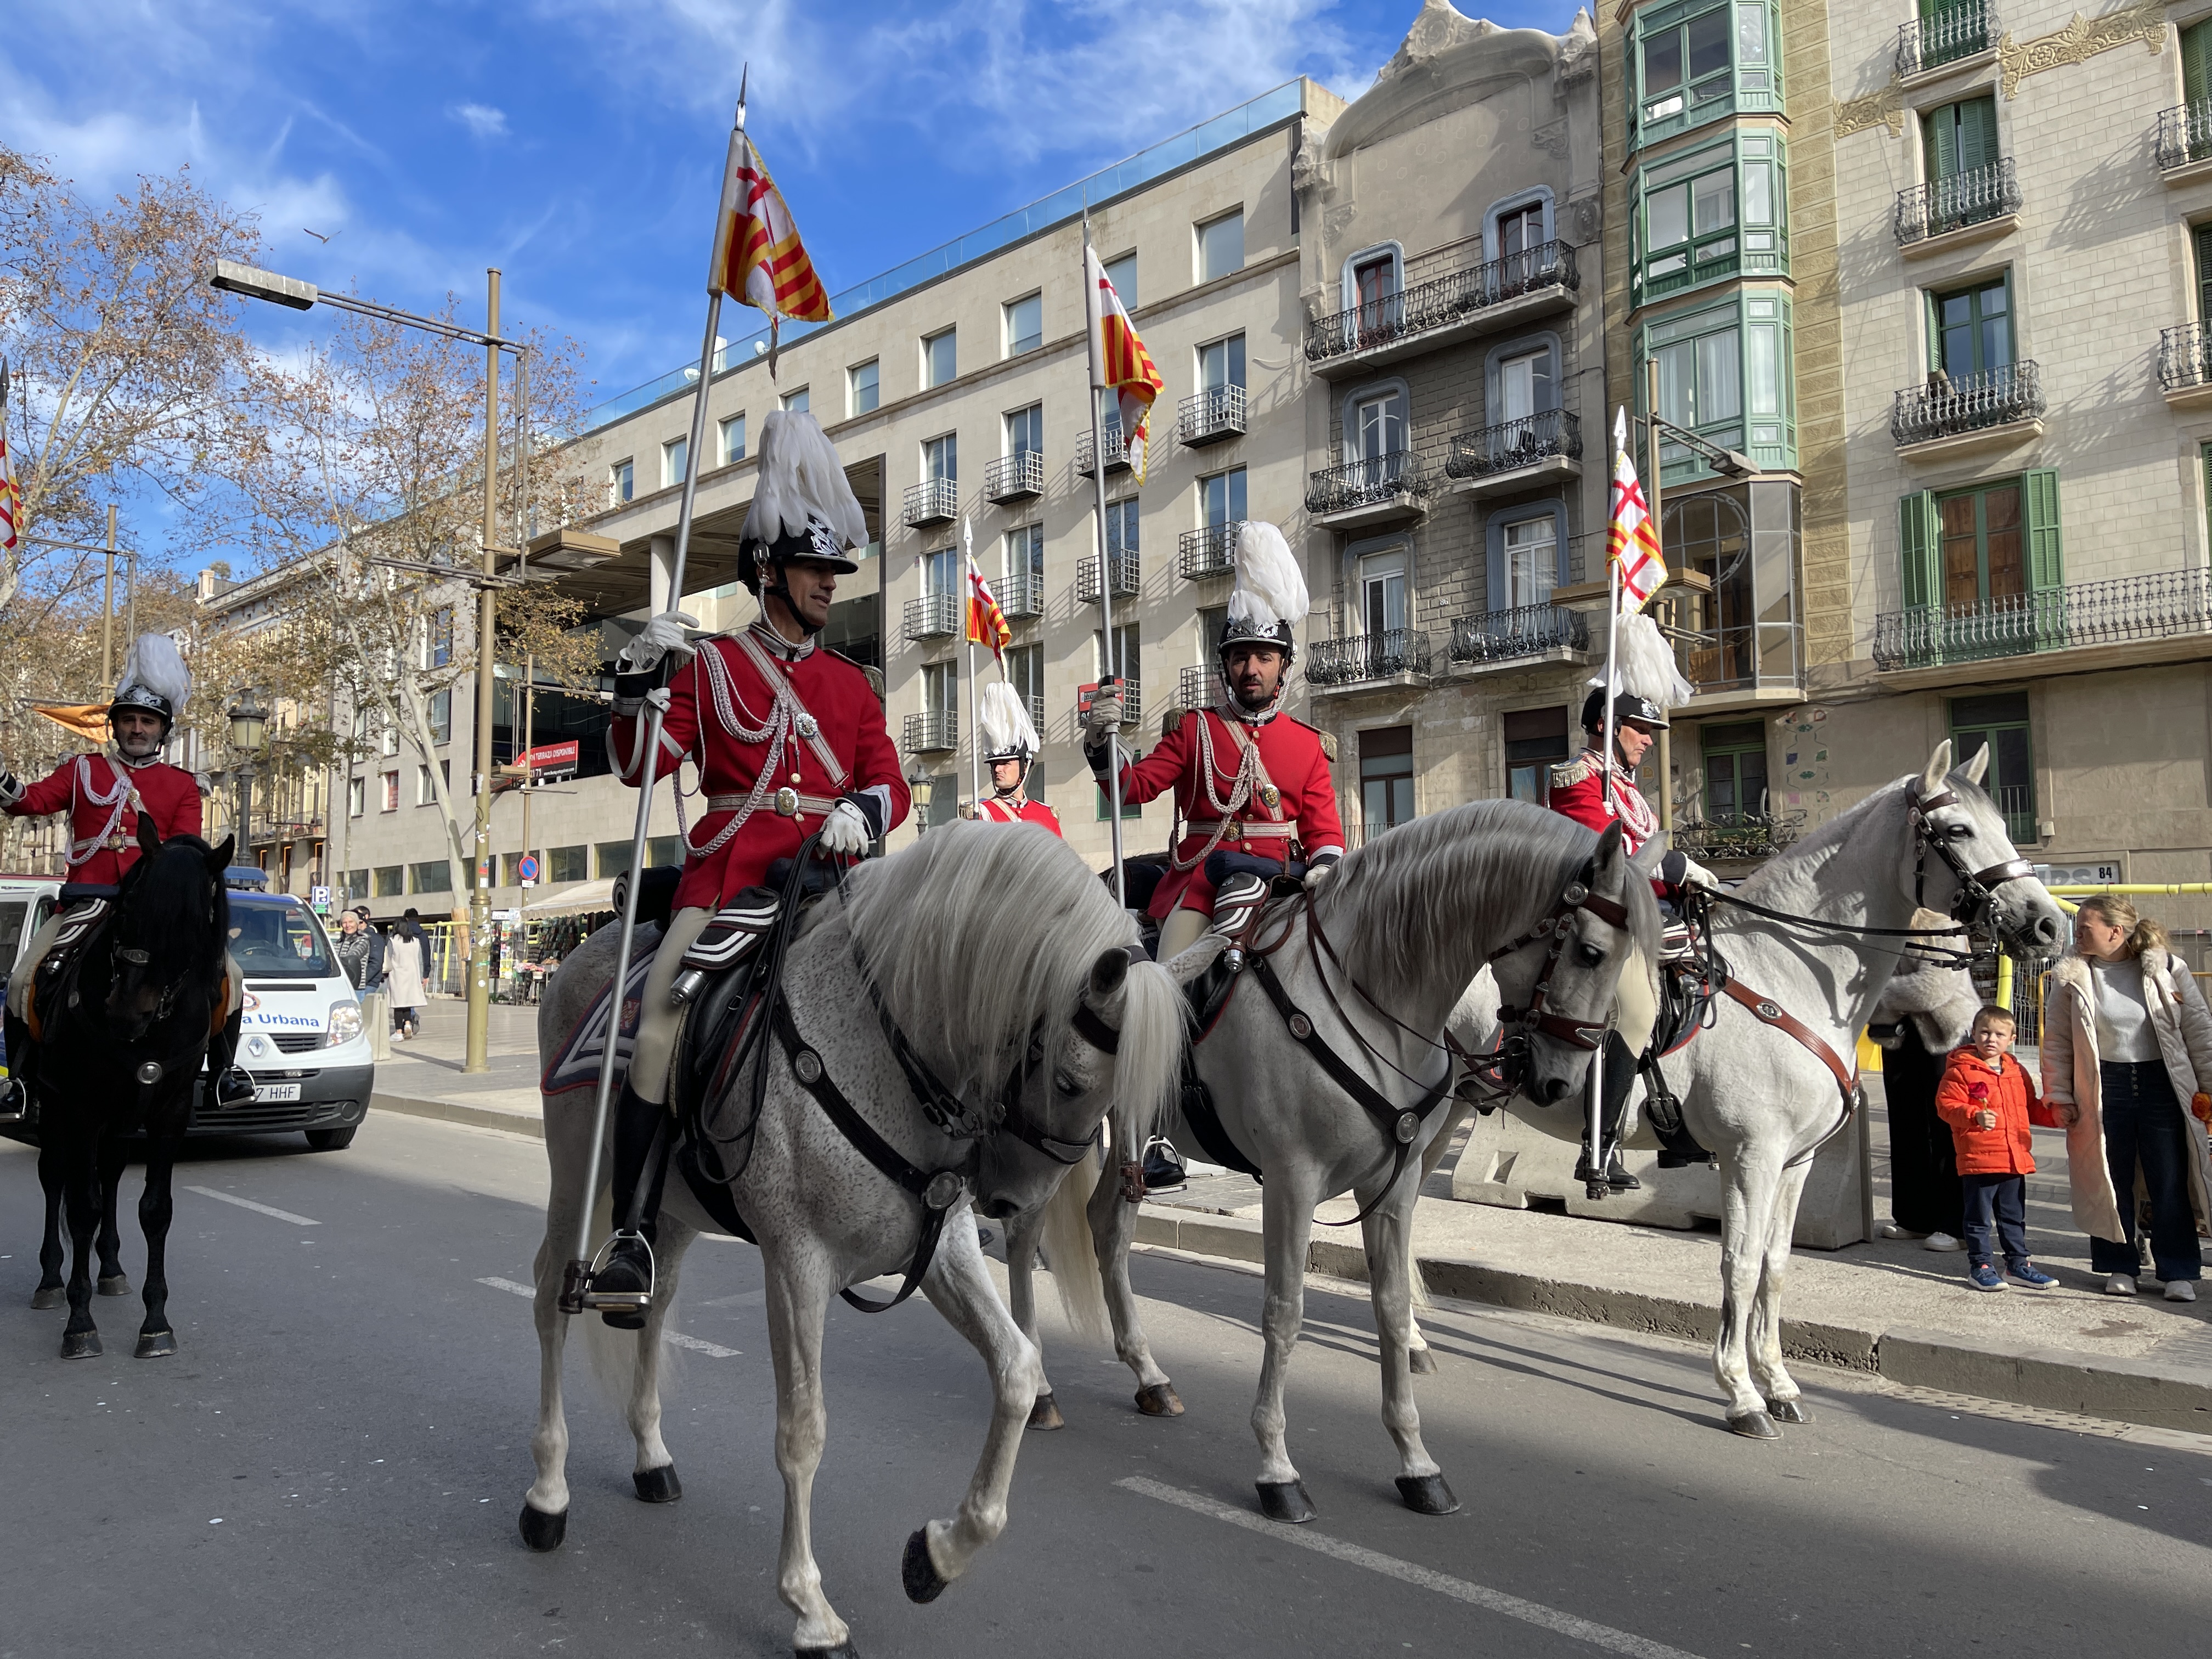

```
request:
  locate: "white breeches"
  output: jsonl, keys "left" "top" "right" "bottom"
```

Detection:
{"left": 629, "top": 906, "right": 715, "bottom": 1106}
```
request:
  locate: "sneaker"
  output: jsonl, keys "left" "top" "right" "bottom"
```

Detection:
{"left": 2005, "top": 1262, "right": 2056, "bottom": 1289}
{"left": 1880, "top": 1222, "right": 1930, "bottom": 1240}
{"left": 1967, "top": 1263, "right": 2006, "bottom": 1292}
{"left": 2103, "top": 1273, "right": 2139, "bottom": 1296}
{"left": 2165, "top": 1279, "right": 2199, "bottom": 1304}
{"left": 1922, "top": 1232, "right": 1965, "bottom": 1252}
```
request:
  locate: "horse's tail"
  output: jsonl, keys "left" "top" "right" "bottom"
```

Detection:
{"left": 1037, "top": 1153, "right": 1110, "bottom": 1346}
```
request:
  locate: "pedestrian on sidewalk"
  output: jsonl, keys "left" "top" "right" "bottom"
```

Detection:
{"left": 1935, "top": 1006, "right": 2061, "bottom": 1292}
{"left": 332, "top": 908, "right": 375, "bottom": 991}
{"left": 385, "top": 910, "right": 428, "bottom": 1042}
{"left": 2041, "top": 894, "right": 2212, "bottom": 1303}
{"left": 1870, "top": 909, "right": 1977, "bottom": 1253}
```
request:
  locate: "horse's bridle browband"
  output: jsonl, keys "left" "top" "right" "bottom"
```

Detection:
{"left": 1488, "top": 860, "right": 1630, "bottom": 1059}
{"left": 1909, "top": 782, "right": 2038, "bottom": 930}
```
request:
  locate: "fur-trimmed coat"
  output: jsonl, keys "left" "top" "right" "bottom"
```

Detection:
{"left": 2039, "top": 951, "right": 2212, "bottom": 1244}
{"left": 1867, "top": 914, "right": 1982, "bottom": 1053}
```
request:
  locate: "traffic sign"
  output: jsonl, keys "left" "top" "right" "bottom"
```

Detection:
{"left": 309, "top": 885, "right": 332, "bottom": 914}
{"left": 517, "top": 854, "right": 540, "bottom": 884}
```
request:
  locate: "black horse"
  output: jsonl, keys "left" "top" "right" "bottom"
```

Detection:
{"left": 28, "top": 817, "right": 235, "bottom": 1359}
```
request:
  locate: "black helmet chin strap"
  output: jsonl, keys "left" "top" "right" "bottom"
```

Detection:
{"left": 755, "top": 552, "right": 826, "bottom": 638}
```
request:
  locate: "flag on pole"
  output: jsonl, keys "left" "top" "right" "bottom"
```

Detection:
{"left": 31, "top": 703, "right": 109, "bottom": 744}
{"left": 1606, "top": 407, "right": 1664, "bottom": 612}
{"left": 708, "top": 122, "right": 830, "bottom": 371}
{"left": 966, "top": 555, "right": 1011, "bottom": 662}
{"left": 0, "top": 359, "right": 21, "bottom": 559}
{"left": 1083, "top": 244, "right": 1164, "bottom": 481}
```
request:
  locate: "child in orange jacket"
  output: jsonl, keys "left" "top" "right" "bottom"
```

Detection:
{"left": 1936, "top": 1005, "right": 2063, "bottom": 1291}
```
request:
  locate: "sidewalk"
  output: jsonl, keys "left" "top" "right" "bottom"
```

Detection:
{"left": 366, "top": 1015, "right": 2212, "bottom": 1432}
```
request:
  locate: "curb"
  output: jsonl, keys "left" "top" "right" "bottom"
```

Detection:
{"left": 1132, "top": 1206, "right": 2212, "bottom": 1434}
{"left": 371, "top": 1091, "right": 544, "bottom": 1141}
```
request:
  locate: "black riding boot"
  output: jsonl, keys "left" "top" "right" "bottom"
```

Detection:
{"left": 0, "top": 1011, "right": 32, "bottom": 1123}
{"left": 209, "top": 1003, "right": 255, "bottom": 1111}
{"left": 594, "top": 1084, "right": 672, "bottom": 1329}
{"left": 1573, "top": 1031, "right": 1641, "bottom": 1193}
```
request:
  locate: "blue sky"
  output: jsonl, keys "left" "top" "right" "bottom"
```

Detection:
{"left": 8, "top": 0, "right": 1574, "bottom": 563}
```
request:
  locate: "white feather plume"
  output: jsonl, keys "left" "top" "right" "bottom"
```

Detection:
{"left": 979, "top": 680, "right": 1040, "bottom": 758}
{"left": 741, "top": 410, "right": 868, "bottom": 552}
{"left": 1590, "top": 610, "right": 1691, "bottom": 709}
{"left": 1226, "top": 521, "right": 1307, "bottom": 631}
{"left": 117, "top": 631, "right": 191, "bottom": 714}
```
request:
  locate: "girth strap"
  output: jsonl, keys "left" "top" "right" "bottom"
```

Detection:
{"left": 1719, "top": 977, "right": 1857, "bottom": 1110}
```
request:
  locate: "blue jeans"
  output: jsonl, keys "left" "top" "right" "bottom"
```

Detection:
{"left": 1960, "top": 1173, "right": 2029, "bottom": 1268}
{"left": 2090, "top": 1061, "right": 2203, "bottom": 1283}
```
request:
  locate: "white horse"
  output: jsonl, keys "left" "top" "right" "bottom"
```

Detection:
{"left": 1005, "top": 799, "right": 1660, "bottom": 1522}
{"left": 518, "top": 822, "right": 1192, "bottom": 1657}
{"left": 1452, "top": 743, "right": 2067, "bottom": 1437}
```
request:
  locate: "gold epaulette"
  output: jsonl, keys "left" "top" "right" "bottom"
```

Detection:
{"left": 1548, "top": 755, "right": 1596, "bottom": 788}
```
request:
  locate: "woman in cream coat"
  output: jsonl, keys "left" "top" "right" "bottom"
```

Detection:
{"left": 2040, "top": 895, "right": 2212, "bottom": 1300}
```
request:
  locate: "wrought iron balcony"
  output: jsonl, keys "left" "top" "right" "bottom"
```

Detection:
{"left": 2159, "top": 323, "right": 2212, "bottom": 393}
{"left": 1177, "top": 664, "right": 1214, "bottom": 708}
{"left": 1075, "top": 423, "right": 1131, "bottom": 476}
{"left": 1672, "top": 810, "right": 1805, "bottom": 864}
{"left": 1872, "top": 566, "right": 2212, "bottom": 672}
{"left": 1305, "top": 453, "right": 1434, "bottom": 520}
{"left": 1178, "top": 522, "right": 1240, "bottom": 580}
{"left": 1895, "top": 158, "right": 2020, "bottom": 245}
{"left": 903, "top": 711, "right": 957, "bottom": 753}
{"left": 1895, "top": 0, "right": 1995, "bottom": 76}
{"left": 1448, "top": 603, "right": 1588, "bottom": 667}
{"left": 902, "top": 592, "right": 963, "bottom": 641}
{"left": 983, "top": 449, "right": 1043, "bottom": 503}
{"left": 997, "top": 566, "right": 1045, "bottom": 619}
{"left": 1444, "top": 409, "right": 1582, "bottom": 482}
{"left": 1075, "top": 551, "right": 1139, "bottom": 602}
{"left": 1305, "top": 241, "right": 1578, "bottom": 367}
{"left": 1178, "top": 385, "right": 1246, "bottom": 446}
{"left": 1891, "top": 361, "right": 2042, "bottom": 448}
{"left": 1307, "top": 629, "right": 1432, "bottom": 688}
{"left": 903, "top": 477, "right": 958, "bottom": 527}
{"left": 2157, "top": 100, "right": 2212, "bottom": 171}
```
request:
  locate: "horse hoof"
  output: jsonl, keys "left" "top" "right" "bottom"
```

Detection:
{"left": 1766, "top": 1397, "right": 1810, "bottom": 1425}
{"left": 30, "top": 1285, "right": 62, "bottom": 1310}
{"left": 1255, "top": 1480, "right": 1316, "bottom": 1524}
{"left": 901, "top": 1527, "right": 949, "bottom": 1604}
{"left": 60, "top": 1330, "right": 103, "bottom": 1359}
{"left": 632, "top": 1464, "right": 682, "bottom": 1503}
{"left": 517, "top": 1504, "right": 568, "bottom": 1551}
{"left": 1026, "top": 1391, "right": 1065, "bottom": 1431}
{"left": 98, "top": 1274, "right": 132, "bottom": 1297}
{"left": 134, "top": 1329, "right": 177, "bottom": 1358}
{"left": 1133, "top": 1381, "right": 1184, "bottom": 1417}
{"left": 1727, "top": 1410, "right": 1781, "bottom": 1440}
{"left": 1395, "top": 1473, "right": 1460, "bottom": 1516}
{"left": 1408, "top": 1346, "right": 1439, "bottom": 1376}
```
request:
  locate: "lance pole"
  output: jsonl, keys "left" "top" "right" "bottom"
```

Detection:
{"left": 1588, "top": 431, "right": 1625, "bottom": 1202}
{"left": 1082, "top": 214, "right": 1127, "bottom": 906}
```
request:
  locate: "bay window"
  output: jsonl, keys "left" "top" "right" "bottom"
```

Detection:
{"left": 1637, "top": 291, "right": 1795, "bottom": 483}
{"left": 1633, "top": 131, "right": 1787, "bottom": 304}
{"left": 1631, "top": 0, "right": 1782, "bottom": 149}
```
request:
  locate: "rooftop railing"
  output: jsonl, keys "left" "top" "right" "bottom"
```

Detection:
{"left": 1872, "top": 566, "right": 2212, "bottom": 671}
{"left": 1890, "top": 360, "right": 2043, "bottom": 447}
{"left": 1895, "top": 157, "right": 2020, "bottom": 245}
{"left": 1304, "top": 241, "right": 1578, "bottom": 365}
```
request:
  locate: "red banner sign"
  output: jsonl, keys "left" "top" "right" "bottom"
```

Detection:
{"left": 520, "top": 740, "right": 580, "bottom": 776}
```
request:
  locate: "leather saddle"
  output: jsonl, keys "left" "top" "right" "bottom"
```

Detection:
{"left": 21, "top": 898, "right": 113, "bottom": 1040}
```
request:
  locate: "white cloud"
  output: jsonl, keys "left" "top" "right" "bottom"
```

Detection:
{"left": 449, "top": 103, "right": 510, "bottom": 140}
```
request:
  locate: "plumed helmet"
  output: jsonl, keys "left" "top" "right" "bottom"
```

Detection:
{"left": 1581, "top": 609, "right": 1690, "bottom": 734}
{"left": 1580, "top": 687, "right": 1669, "bottom": 733}
{"left": 1217, "top": 520, "right": 1307, "bottom": 667}
{"left": 738, "top": 410, "right": 870, "bottom": 591}
{"left": 111, "top": 632, "right": 191, "bottom": 732}
{"left": 978, "top": 680, "right": 1041, "bottom": 765}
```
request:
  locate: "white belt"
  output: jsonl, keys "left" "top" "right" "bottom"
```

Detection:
{"left": 1184, "top": 819, "right": 1295, "bottom": 842}
{"left": 706, "top": 789, "right": 838, "bottom": 820}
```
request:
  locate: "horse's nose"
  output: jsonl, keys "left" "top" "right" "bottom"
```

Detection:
{"left": 1542, "top": 1074, "right": 1572, "bottom": 1103}
{"left": 2030, "top": 912, "right": 2062, "bottom": 947}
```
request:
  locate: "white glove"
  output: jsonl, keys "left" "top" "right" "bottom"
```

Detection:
{"left": 1678, "top": 856, "right": 1719, "bottom": 893}
{"left": 620, "top": 611, "right": 699, "bottom": 673}
{"left": 1082, "top": 691, "right": 1124, "bottom": 740}
{"left": 1303, "top": 852, "right": 1341, "bottom": 890}
{"left": 0, "top": 769, "right": 21, "bottom": 807}
{"left": 816, "top": 798, "right": 872, "bottom": 857}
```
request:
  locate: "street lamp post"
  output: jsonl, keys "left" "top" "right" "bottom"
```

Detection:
{"left": 212, "top": 258, "right": 523, "bottom": 1074}
{"left": 906, "top": 759, "right": 934, "bottom": 836}
{"left": 229, "top": 690, "right": 268, "bottom": 864}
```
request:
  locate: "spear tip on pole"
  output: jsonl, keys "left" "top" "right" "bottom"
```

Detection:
{"left": 736, "top": 63, "right": 749, "bottom": 129}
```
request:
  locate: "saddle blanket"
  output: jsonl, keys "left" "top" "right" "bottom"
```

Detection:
{"left": 540, "top": 944, "right": 659, "bottom": 1096}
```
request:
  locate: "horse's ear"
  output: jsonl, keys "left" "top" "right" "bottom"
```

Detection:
{"left": 206, "top": 835, "right": 235, "bottom": 872}
{"left": 1088, "top": 945, "right": 1131, "bottom": 1000}
{"left": 1960, "top": 741, "right": 1990, "bottom": 787}
{"left": 1590, "top": 821, "right": 1627, "bottom": 890}
{"left": 136, "top": 811, "right": 161, "bottom": 859}
{"left": 1921, "top": 740, "right": 1954, "bottom": 795}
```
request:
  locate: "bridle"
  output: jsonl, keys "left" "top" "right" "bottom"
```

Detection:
{"left": 1488, "top": 859, "right": 1633, "bottom": 1064}
{"left": 1909, "top": 780, "right": 2038, "bottom": 934}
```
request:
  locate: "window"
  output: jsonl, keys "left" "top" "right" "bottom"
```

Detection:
{"left": 1358, "top": 546, "right": 1408, "bottom": 636}
{"left": 1640, "top": 292, "right": 1795, "bottom": 479}
{"left": 1929, "top": 274, "right": 2011, "bottom": 380}
{"left": 1950, "top": 692, "right": 2035, "bottom": 841}
{"left": 1347, "top": 247, "right": 1402, "bottom": 341}
{"left": 1200, "top": 466, "right": 1247, "bottom": 529}
{"left": 1937, "top": 478, "right": 2030, "bottom": 609}
{"left": 1632, "top": 1, "right": 1781, "bottom": 145}
{"left": 1197, "top": 605, "right": 1228, "bottom": 670}
{"left": 1004, "top": 403, "right": 1042, "bottom": 459}
{"left": 924, "top": 328, "right": 957, "bottom": 388}
{"left": 1006, "top": 522, "right": 1044, "bottom": 589}
{"left": 780, "top": 386, "right": 809, "bottom": 414}
{"left": 1005, "top": 643, "right": 1044, "bottom": 766}
{"left": 596, "top": 839, "right": 633, "bottom": 878}
{"left": 429, "top": 607, "right": 454, "bottom": 669}
{"left": 1635, "top": 133, "right": 1785, "bottom": 302}
{"left": 1350, "top": 388, "right": 1407, "bottom": 463}
{"left": 848, "top": 360, "right": 878, "bottom": 417}
{"left": 1655, "top": 329, "right": 1740, "bottom": 429}
{"left": 410, "top": 860, "right": 452, "bottom": 894}
{"left": 342, "top": 868, "right": 368, "bottom": 900}
{"left": 1497, "top": 201, "right": 1545, "bottom": 259}
{"left": 428, "top": 688, "right": 452, "bottom": 745}
{"left": 611, "top": 459, "right": 634, "bottom": 504}
{"left": 923, "top": 432, "right": 957, "bottom": 484}
{"left": 1664, "top": 479, "right": 1800, "bottom": 692}
{"left": 922, "top": 545, "right": 961, "bottom": 597}
{"left": 347, "top": 776, "right": 365, "bottom": 817}
{"left": 548, "top": 843, "right": 588, "bottom": 884}
{"left": 380, "top": 770, "right": 399, "bottom": 812}
{"left": 1004, "top": 293, "right": 1042, "bottom": 357}
{"left": 721, "top": 413, "right": 747, "bottom": 465}
{"left": 1700, "top": 721, "right": 1768, "bottom": 823}
{"left": 416, "top": 760, "right": 449, "bottom": 805}
{"left": 646, "top": 835, "right": 682, "bottom": 868}
{"left": 381, "top": 719, "right": 398, "bottom": 757}
{"left": 1923, "top": 94, "right": 1998, "bottom": 184}
{"left": 1198, "top": 333, "right": 1245, "bottom": 391}
{"left": 663, "top": 436, "right": 688, "bottom": 489}
{"left": 1496, "top": 347, "right": 1551, "bottom": 426}
{"left": 1504, "top": 707, "right": 1570, "bottom": 805}
{"left": 922, "top": 660, "right": 958, "bottom": 719}
{"left": 1104, "top": 251, "right": 1138, "bottom": 308}
{"left": 1104, "top": 496, "right": 1138, "bottom": 563}
{"left": 821, "top": 594, "right": 881, "bottom": 670}
{"left": 501, "top": 851, "right": 533, "bottom": 887}
{"left": 1502, "top": 516, "right": 1558, "bottom": 610}
{"left": 1095, "top": 622, "right": 1138, "bottom": 684}
{"left": 1359, "top": 726, "right": 1415, "bottom": 838}
{"left": 1197, "top": 210, "right": 1244, "bottom": 283}
{"left": 374, "top": 864, "right": 405, "bottom": 897}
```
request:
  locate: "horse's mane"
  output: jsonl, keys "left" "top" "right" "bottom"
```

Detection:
{"left": 839, "top": 821, "right": 1181, "bottom": 1123}
{"left": 1313, "top": 798, "right": 1662, "bottom": 1008}
{"left": 119, "top": 835, "right": 229, "bottom": 983}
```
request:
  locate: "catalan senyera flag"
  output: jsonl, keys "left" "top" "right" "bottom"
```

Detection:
{"left": 708, "top": 127, "right": 830, "bottom": 337}
{"left": 1083, "top": 244, "right": 1164, "bottom": 481}
{"left": 1606, "top": 407, "right": 1664, "bottom": 612}
{"left": 966, "top": 555, "right": 1011, "bottom": 661}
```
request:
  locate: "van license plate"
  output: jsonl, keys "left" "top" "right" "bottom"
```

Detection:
{"left": 253, "top": 1083, "right": 302, "bottom": 1102}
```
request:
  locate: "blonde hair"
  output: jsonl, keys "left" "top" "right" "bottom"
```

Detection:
{"left": 2076, "top": 894, "right": 2168, "bottom": 962}
{"left": 1970, "top": 1003, "right": 2016, "bottom": 1036}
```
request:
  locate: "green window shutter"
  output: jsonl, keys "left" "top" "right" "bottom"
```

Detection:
{"left": 1959, "top": 96, "right": 1997, "bottom": 172}
{"left": 2185, "top": 19, "right": 2212, "bottom": 105}
{"left": 2023, "top": 469, "right": 2062, "bottom": 593}
{"left": 2195, "top": 224, "right": 2212, "bottom": 324}
{"left": 1923, "top": 103, "right": 1956, "bottom": 182}
{"left": 1899, "top": 490, "right": 1939, "bottom": 608}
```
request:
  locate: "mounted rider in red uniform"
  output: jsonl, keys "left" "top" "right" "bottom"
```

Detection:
{"left": 970, "top": 680, "right": 1060, "bottom": 834}
{"left": 1082, "top": 521, "right": 1343, "bottom": 963}
{"left": 588, "top": 410, "right": 910, "bottom": 1323}
{"left": 0, "top": 634, "right": 251, "bottom": 1121}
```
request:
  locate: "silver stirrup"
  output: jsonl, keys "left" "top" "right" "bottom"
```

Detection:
{"left": 579, "top": 1228, "right": 655, "bottom": 1312}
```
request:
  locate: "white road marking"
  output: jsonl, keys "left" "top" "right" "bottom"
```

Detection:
{"left": 1116, "top": 1476, "right": 1707, "bottom": 1659}
{"left": 185, "top": 1186, "right": 319, "bottom": 1226}
{"left": 475, "top": 1276, "right": 741, "bottom": 1358}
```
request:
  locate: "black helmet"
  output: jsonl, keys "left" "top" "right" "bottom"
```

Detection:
{"left": 1217, "top": 613, "right": 1296, "bottom": 669}
{"left": 738, "top": 512, "right": 860, "bottom": 596}
{"left": 109, "top": 684, "right": 177, "bottom": 735}
{"left": 1580, "top": 687, "right": 1668, "bottom": 734}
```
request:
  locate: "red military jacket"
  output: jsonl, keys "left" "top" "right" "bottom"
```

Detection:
{"left": 5, "top": 750, "right": 204, "bottom": 885}
{"left": 1547, "top": 748, "right": 1660, "bottom": 856}
{"left": 974, "top": 795, "right": 1063, "bottom": 837}
{"left": 610, "top": 625, "right": 909, "bottom": 912}
{"left": 1102, "top": 704, "right": 1342, "bottom": 921}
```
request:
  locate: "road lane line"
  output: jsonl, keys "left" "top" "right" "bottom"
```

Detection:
{"left": 475, "top": 1276, "right": 741, "bottom": 1358}
{"left": 184, "top": 1186, "right": 319, "bottom": 1226}
{"left": 1115, "top": 1476, "right": 1706, "bottom": 1659}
